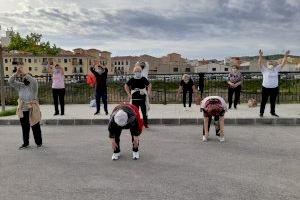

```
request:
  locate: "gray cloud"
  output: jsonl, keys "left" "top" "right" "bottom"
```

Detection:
{"left": 0, "top": 0, "right": 299, "bottom": 58}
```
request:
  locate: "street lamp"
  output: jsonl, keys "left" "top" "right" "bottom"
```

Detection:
{"left": 0, "top": 26, "right": 6, "bottom": 112}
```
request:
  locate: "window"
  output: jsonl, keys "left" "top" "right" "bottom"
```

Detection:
{"left": 64, "top": 59, "right": 68, "bottom": 63}
{"left": 5, "top": 67, "right": 8, "bottom": 71}
{"left": 34, "top": 59, "right": 37, "bottom": 63}
{"left": 64, "top": 67, "right": 68, "bottom": 71}
{"left": 29, "top": 67, "right": 32, "bottom": 71}
{"left": 28, "top": 59, "right": 32, "bottom": 63}
{"left": 69, "top": 59, "right": 71, "bottom": 62}
{"left": 126, "top": 61, "right": 129, "bottom": 65}
{"left": 121, "top": 61, "right": 124, "bottom": 65}
{"left": 185, "top": 68, "right": 190, "bottom": 72}
{"left": 224, "top": 68, "right": 228, "bottom": 71}
{"left": 79, "top": 67, "right": 83, "bottom": 73}
{"left": 118, "top": 61, "right": 120, "bottom": 65}
{"left": 173, "top": 67, "right": 178, "bottom": 72}
{"left": 212, "top": 68, "right": 216, "bottom": 71}
{"left": 4, "top": 59, "right": 8, "bottom": 63}
{"left": 25, "top": 59, "right": 27, "bottom": 62}
{"left": 58, "top": 58, "right": 61, "bottom": 63}
{"left": 79, "top": 59, "right": 83, "bottom": 65}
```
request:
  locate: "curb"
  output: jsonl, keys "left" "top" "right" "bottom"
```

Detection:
{"left": 0, "top": 118, "right": 299, "bottom": 126}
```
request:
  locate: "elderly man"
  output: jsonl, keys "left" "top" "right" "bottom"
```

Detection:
{"left": 8, "top": 67, "right": 42, "bottom": 149}
{"left": 200, "top": 96, "right": 227, "bottom": 142}
{"left": 108, "top": 103, "right": 144, "bottom": 160}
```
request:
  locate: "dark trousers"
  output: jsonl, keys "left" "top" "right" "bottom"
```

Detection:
{"left": 19, "top": 111, "right": 42, "bottom": 145}
{"left": 52, "top": 88, "right": 65, "bottom": 114}
{"left": 228, "top": 85, "right": 241, "bottom": 108}
{"left": 202, "top": 115, "right": 220, "bottom": 136}
{"left": 95, "top": 90, "right": 108, "bottom": 113}
{"left": 260, "top": 86, "right": 278, "bottom": 114}
{"left": 183, "top": 90, "right": 193, "bottom": 107}
{"left": 132, "top": 99, "right": 148, "bottom": 125}
{"left": 113, "top": 130, "right": 139, "bottom": 153}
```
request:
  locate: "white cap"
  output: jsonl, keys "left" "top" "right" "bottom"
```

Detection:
{"left": 114, "top": 110, "right": 128, "bottom": 127}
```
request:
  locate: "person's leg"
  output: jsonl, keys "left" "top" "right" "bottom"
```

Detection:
{"left": 182, "top": 90, "right": 187, "bottom": 107}
{"left": 59, "top": 88, "right": 65, "bottom": 115}
{"left": 203, "top": 114, "right": 212, "bottom": 136}
{"left": 52, "top": 89, "right": 59, "bottom": 114}
{"left": 214, "top": 116, "right": 220, "bottom": 136}
{"left": 19, "top": 111, "right": 30, "bottom": 146}
{"left": 130, "top": 122, "right": 140, "bottom": 152}
{"left": 219, "top": 116, "right": 225, "bottom": 141}
{"left": 270, "top": 87, "right": 279, "bottom": 115}
{"left": 140, "top": 100, "right": 148, "bottom": 126}
{"left": 31, "top": 122, "right": 42, "bottom": 146}
{"left": 95, "top": 91, "right": 100, "bottom": 114}
{"left": 260, "top": 87, "right": 269, "bottom": 115}
{"left": 114, "top": 130, "right": 122, "bottom": 153}
{"left": 228, "top": 87, "right": 234, "bottom": 109}
{"left": 101, "top": 90, "right": 108, "bottom": 114}
{"left": 188, "top": 90, "right": 193, "bottom": 107}
{"left": 234, "top": 85, "right": 241, "bottom": 109}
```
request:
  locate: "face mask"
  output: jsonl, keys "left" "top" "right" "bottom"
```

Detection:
{"left": 23, "top": 78, "right": 30, "bottom": 86}
{"left": 184, "top": 79, "right": 189, "bottom": 83}
{"left": 134, "top": 72, "right": 142, "bottom": 79}
{"left": 95, "top": 68, "right": 103, "bottom": 75}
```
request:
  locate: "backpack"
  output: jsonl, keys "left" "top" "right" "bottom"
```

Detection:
{"left": 86, "top": 72, "right": 96, "bottom": 87}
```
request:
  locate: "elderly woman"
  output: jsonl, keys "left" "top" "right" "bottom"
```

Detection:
{"left": 8, "top": 67, "right": 42, "bottom": 149}
{"left": 124, "top": 66, "right": 152, "bottom": 128}
{"left": 48, "top": 64, "right": 65, "bottom": 115}
{"left": 258, "top": 49, "right": 290, "bottom": 117}
{"left": 227, "top": 65, "right": 243, "bottom": 109}
{"left": 177, "top": 74, "right": 197, "bottom": 111}
{"left": 200, "top": 96, "right": 227, "bottom": 142}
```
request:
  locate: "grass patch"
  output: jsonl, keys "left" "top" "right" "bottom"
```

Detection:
{"left": 0, "top": 107, "right": 17, "bottom": 117}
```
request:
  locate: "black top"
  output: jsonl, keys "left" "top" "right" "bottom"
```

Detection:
{"left": 126, "top": 77, "right": 150, "bottom": 100}
{"left": 90, "top": 67, "right": 108, "bottom": 92}
{"left": 180, "top": 79, "right": 194, "bottom": 91}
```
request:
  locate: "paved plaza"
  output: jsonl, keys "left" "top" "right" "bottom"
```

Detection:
{"left": 0, "top": 125, "right": 299, "bottom": 200}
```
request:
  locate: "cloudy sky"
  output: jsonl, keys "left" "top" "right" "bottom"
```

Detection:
{"left": 0, "top": 0, "right": 299, "bottom": 59}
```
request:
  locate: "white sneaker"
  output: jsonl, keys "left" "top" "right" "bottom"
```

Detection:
{"left": 132, "top": 151, "right": 140, "bottom": 160}
{"left": 184, "top": 107, "right": 188, "bottom": 111}
{"left": 112, "top": 152, "right": 120, "bottom": 160}
{"left": 202, "top": 136, "right": 208, "bottom": 142}
{"left": 219, "top": 136, "right": 225, "bottom": 142}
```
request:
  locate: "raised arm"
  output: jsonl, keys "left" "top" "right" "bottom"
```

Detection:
{"left": 258, "top": 49, "right": 264, "bottom": 69}
{"left": 281, "top": 50, "right": 290, "bottom": 69}
{"left": 8, "top": 73, "right": 24, "bottom": 89}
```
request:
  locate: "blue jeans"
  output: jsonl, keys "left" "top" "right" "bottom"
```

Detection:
{"left": 95, "top": 90, "right": 108, "bottom": 113}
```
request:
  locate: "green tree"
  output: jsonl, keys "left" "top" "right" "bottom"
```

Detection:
{"left": 8, "top": 32, "right": 59, "bottom": 56}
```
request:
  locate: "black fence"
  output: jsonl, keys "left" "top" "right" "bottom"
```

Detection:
{"left": 1, "top": 72, "right": 300, "bottom": 105}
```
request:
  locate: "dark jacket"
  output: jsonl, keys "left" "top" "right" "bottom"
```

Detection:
{"left": 90, "top": 67, "right": 108, "bottom": 92}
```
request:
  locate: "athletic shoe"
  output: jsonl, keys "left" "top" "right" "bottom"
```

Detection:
{"left": 112, "top": 152, "right": 120, "bottom": 160}
{"left": 183, "top": 107, "right": 188, "bottom": 111}
{"left": 94, "top": 111, "right": 99, "bottom": 115}
{"left": 271, "top": 113, "right": 279, "bottom": 117}
{"left": 132, "top": 151, "right": 139, "bottom": 160}
{"left": 144, "top": 124, "right": 149, "bottom": 128}
{"left": 202, "top": 136, "right": 208, "bottom": 142}
{"left": 18, "top": 144, "right": 29, "bottom": 150}
{"left": 219, "top": 136, "right": 225, "bottom": 142}
{"left": 37, "top": 144, "right": 43, "bottom": 148}
{"left": 259, "top": 113, "right": 263, "bottom": 117}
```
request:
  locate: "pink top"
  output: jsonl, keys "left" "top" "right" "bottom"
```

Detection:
{"left": 52, "top": 70, "right": 65, "bottom": 89}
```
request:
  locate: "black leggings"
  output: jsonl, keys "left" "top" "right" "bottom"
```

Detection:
{"left": 19, "top": 111, "right": 42, "bottom": 145}
{"left": 202, "top": 115, "right": 220, "bottom": 136}
{"left": 132, "top": 99, "right": 148, "bottom": 125}
{"left": 52, "top": 88, "right": 65, "bottom": 114}
{"left": 260, "top": 86, "right": 278, "bottom": 114}
{"left": 228, "top": 85, "right": 241, "bottom": 108}
{"left": 113, "top": 129, "right": 140, "bottom": 153}
{"left": 183, "top": 90, "right": 193, "bottom": 107}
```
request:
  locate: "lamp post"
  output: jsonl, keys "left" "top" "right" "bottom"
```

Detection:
{"left": 0, "top": 31, "right": 6, "bottom": 112}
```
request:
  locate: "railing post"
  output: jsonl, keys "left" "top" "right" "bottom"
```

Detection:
{"left": 277, "top": 74, "right": 280, "bottom": 104}
{"left": 163, "top": 76, "right": 167, "bottom": 105}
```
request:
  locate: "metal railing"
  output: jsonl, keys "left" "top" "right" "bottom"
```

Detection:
{"left": 1, "top": 72, "right": 300, "bottom": 105}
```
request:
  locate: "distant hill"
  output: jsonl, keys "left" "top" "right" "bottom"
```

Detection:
{"left": 240, "top": 54, "right": 300, "bottom": 61}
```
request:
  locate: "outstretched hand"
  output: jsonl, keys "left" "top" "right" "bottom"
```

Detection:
{"left": 259, "top": 49, "right": 263, "bottom": 56}
{"left": 111, "top": 139, "right": 118, "bottom": 151}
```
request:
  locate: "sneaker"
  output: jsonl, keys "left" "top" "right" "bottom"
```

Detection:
{"left": 144, "top": 124, "right": 149, "bottom": 128}
{"left": 271, "top": 113, "right": 279, "bottom": 117}
{"left": 202, "top": 136, "right": 208, "bottom": 142}
{"left": 37, "top": 144, "right": 43, "bottom": 148}
{"left": 132, "top": 151, "right": 139, "bottom": 160}
{"left": 94, "top": 111, "right": 99, "bottom": 115}
{"left": 18, "top": 144, "right": 29, "bottom": 150}
{"left": 105, "top": 111, "right": 109, "bottom": 115}
{"left": 219, "top": 136, "right": 225, "bottom": 142}
{"left": 54, "top": 112, "right": 59, "bottom": 116}
{"left": 259, "top": 113, "right": 263, "bottom": 117}
{"left": 112, "top": 152, "right": 120, "bottom": 160}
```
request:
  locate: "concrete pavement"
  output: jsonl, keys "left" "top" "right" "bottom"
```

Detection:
{"left": 0, "top": 125, "right": 299, "bottom": 200}
{"left": 0, "top": 104, "right": 300, "bottom": 125}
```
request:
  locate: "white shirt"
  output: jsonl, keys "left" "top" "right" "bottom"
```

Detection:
{"left": 261, "top": 64, "right": 281, "bottom": 88}
{"left": 200, "top": 96, "right": 228, "bottom": 112}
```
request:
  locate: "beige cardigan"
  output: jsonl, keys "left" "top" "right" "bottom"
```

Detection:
{"left": 17, "top": 99, "right": 42, "bottom": 126}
